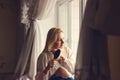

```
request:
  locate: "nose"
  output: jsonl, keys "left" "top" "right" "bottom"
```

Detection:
{"left": 61, "top": 39, "right": 64, "bottom": 44}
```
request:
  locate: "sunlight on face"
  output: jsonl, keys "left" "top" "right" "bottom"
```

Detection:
{"left": 54, "top": 32, "right": 64, "bottom": 49}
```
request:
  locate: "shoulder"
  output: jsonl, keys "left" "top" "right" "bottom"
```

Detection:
{"left": 37, "top": 52, "right": 48, "bottom": 62}
{"left": 37, "top": 52, "right": 53, "bottom": 62}
{"left": 38, "top": 52, "right": 47, "bottom": 58}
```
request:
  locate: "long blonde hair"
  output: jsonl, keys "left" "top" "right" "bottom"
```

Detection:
{"left": 43, "top": 27, "right": 63, "bottom": 53}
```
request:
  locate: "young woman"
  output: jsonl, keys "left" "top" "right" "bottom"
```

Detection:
{"left": 35, "top": 27, "right": 75, "bottom": 80}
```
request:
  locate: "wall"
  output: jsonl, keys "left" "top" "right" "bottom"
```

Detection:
{"left": 108, "top": 36, "right": 120, "bottom": 80}
{"left": 0, "top": 0, "right": 18, "bottom": 80}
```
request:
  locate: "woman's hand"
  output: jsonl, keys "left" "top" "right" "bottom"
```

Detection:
{"left": 48, "top": 59, "right": 57, "bottom": 68}
{"left": 57, "top": 56, "right": 65, "bottom": 63}
{"left": 43, "top": 59, "right": 57, "bottom": 74}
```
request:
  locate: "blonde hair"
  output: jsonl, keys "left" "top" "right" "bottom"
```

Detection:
{"left": 43, "top": 27, "right": 63, "bottom": 52}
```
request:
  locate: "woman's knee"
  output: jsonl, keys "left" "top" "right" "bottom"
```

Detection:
{"left": 54, "top": 67, "right": 71, "bottom": 78}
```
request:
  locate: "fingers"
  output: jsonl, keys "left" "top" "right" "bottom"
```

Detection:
{"left": 60, "top": 56, "right": 65, "bottom": 61}
{"left": 48, "top": 60, "right": 57, "bottom": 68}
{"left": 56, "top": 56, "right": 65, "bottom": 63}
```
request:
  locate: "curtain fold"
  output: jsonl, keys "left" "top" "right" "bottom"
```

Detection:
{"left": 82, "top": 0, "right": 120, "bottom": 35}
{"left": 28, "top": 20, "right": 44, "bottom": 79}
{"left": 75, "top": 0, "right": 111, "bottom": 80}
{"left": 32, "top": 0, "right": 57, "bottom": 20}
{"left": 77, "top": 27, "right": 110, "bottom": 80}
{"left": 13, "top": 22, "right": 35, "bottom": 79}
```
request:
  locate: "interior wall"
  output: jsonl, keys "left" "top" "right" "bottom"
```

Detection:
{"left": 108, "top": 36, "right": 120, "bottom": 80}
{"left": 0, "top": 0, "right": 18, "bottom": 80}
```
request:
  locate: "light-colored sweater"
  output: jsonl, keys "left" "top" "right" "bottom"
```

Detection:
{"left": 36, "top": 46, "right": 75, "bottom": 80}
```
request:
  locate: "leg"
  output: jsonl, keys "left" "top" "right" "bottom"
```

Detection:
{"left": 49, "top": 66, "right": 74, "bottom": 80}
{"left": 54, "top": 66, "right": 72, "bottom": 78}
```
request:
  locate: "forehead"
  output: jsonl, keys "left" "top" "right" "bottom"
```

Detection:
{"left": 57, "top": 32, "right": 64, "bottom": 39}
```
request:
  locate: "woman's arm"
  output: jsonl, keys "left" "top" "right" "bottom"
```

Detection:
{"left": 35, "top": 53, "right": 50, "bottom": 80}
{"left": 35, "top": 66, "right": 50, "bottom": 80}
{"left": 35, "top": 53, "right": 58, "bottom": 80}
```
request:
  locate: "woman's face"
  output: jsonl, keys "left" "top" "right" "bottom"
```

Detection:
{"left": 53, "top": 32, "right": 64, "bottom": 49}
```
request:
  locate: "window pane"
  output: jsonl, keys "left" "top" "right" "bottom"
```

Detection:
{"left": 57, "top": 0, "right": 79, "bottom": 58}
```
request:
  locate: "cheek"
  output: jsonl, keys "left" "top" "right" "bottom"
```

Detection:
{"left": 54, "top": 43, "right": 61, "bottom": 48}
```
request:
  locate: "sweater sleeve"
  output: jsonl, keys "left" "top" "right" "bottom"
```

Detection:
{"left": 36, "top": 53, "right": 49, "bottom": 80}
{"left": 61, "top": 47, "right": 76, "bottom": 75}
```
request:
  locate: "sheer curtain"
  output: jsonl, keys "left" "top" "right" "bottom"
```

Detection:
{"left": 75, "top": 0, "right": 111, "bottom": 80}
{"left": 14, "top": 0, "right": 57, "bottom": 80}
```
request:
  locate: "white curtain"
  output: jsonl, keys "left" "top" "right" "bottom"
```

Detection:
{"left": 14, "top": 0, "right": 57, "bottom": 80}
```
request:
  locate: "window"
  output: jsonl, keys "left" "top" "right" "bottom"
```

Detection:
{"left": 56, "top": 0, "right": 79, "bottom": 58}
